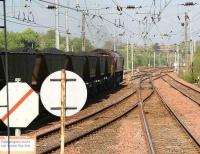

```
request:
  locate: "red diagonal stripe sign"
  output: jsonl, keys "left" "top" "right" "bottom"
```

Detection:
{"left": 1, "top": 88, "right": 34, "bottom": 122}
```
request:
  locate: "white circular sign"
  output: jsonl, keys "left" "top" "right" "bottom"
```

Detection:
{"left": 0, "top": 82, "right": 39, "bottom": 128}
{"left": 40, "top": 70, "right": 87, "bottom": 117}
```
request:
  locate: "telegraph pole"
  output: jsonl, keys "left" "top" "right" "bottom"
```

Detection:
{"left": 65, "top": 10, "right": 69, "bottom": 52}
{"left": 55, "top": 0, "right": 60, "bottom": 49}
{"left": 60, "top": 70, "right": 66, "bottom": 154}
{"left": 81, "top": 12, "right": 86, "bottom": 51}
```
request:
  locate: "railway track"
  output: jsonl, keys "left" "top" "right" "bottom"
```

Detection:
{"left": 23, "top": 73, "right": 135, "bottom": 135}
{"left": 162, "top": 74, "right": 200, "bottom": 106}
{"left": 154, "top": 76, "right": 200, "bottom": 146}
{"left": 36, "top": 71, "right": 157, "bottom": 153}
{"left": 130, "top": 67, "right": 171, "bottom": 82}
{"left": 49, "top": 71, "right": 157, "bottom": 154}
{"left": 155, "top": 86, "right": 200, "bottom": 147}
{"left": 139, "top": 73, "right": 200, "bottom": 154}
{"left": 35, "top": 88, "right": 136, "bottom": 137}
{"left": 139, "top": 73, "right": 155, "bottom": 154}
{"left": 32, "top": 69, "right": 200, "bottom": 153}
{"left": 36, "top": 88, "right": 153, "bottom": 153}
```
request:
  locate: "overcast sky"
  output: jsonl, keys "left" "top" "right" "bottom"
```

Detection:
{"left": 0, "top": 0, "right": 200, "bottom": 47}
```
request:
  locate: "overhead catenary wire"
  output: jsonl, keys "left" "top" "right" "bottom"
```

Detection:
{"left": 37, "top": 0, "right": 136, "bottom": 36}
{"left": 3, "top": 0, "right": 193, "bottom": 47}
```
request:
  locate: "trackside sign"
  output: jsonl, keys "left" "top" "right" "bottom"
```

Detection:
{"left": 0, "top": 82, "right": 39, "bottom": 128}
{"left": 0, "top": 136, "right": 36, "bottom": 154}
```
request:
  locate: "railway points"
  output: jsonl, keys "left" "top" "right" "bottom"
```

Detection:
{"left": 0, "top": 66, "right": 200, "bottom": 153}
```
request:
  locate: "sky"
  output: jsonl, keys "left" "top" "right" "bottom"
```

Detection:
{"left": 0, "top": 0, "right": 200, "bottom": 47}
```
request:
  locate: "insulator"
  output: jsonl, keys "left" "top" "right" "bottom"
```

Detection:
{"left": 117, "top": 5, "right": 122, "bottom": 11}
{"left": 185, "top": 2, "right": 196, "bottom": 6}
{"left": 127, "top": 5, "right": 135, "bottom": 9}
{"left": 47, "top": 5, "right": 56, "bottom": 9}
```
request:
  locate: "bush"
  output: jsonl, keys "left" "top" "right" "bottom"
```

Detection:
{"left": 181, "top": 71, "right": 194, "bottom": 83}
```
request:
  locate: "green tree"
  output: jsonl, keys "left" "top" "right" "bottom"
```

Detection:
{"left": 7, "top": 32, "right": 23, "bottom": 49}
{"left": 152, "top": 43, "right": 160, "bottom": 52}
{"left": 20, "top": 28, "right": 40, "bottom": 48}
{"left": 193, "top": 46, "right": 200, "bottom": 79}
{"left": 0, "top": 29, "right": 94, "bottom": 51}
{"left": 0, "top": 31, "right": 23, "bottom": 49}
{"left": 70, "top": 37, "right": 94, "bottom": 52}
{"left": 39, "top": 30, "right": 55, "bottom": 49}
{"left": 103, "top": 40, "right": 113, "bottom": 49}
{"left": 39, "top": 30, "right": 94, "bottom": 51}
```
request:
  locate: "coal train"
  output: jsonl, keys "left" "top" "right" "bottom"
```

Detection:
{"left": 0, "top": 48, "right": 124, "bottom": 95}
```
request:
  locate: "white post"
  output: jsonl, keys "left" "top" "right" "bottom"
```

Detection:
{"left": 55, "top": 0, "right": 60, "bottom": 49}
{"left": 75, "top": 0, "right": 79, "bottom": 7}
{"left": 159, "top": 52, "right": 161, "bottom": 67}
{"left": 126, "top": 40, "right": 129, "bottom": 70}
{"left": 131, "top": 44, "right": 133, "bottom": 73}
{"left": 72, "top": 45, "right": 74, "bottom": 52}
{"left": 15, "top": 128, "right": 21, "bottom": 136}
{"left": 174, "top": 50, "right": 177, "bottom": 72}
{"left": 65, "top": 10, "right": 69, "bottom": 52}
{"left": 113, "top": 30, "right": 116, "bottom": 51}
{"left": 133, "top": 45, "right": 136, "bottom": 69}
{"left": 147, "top": 46, "right": 150, "bottom": 67}
{"left": 177, "top": 45, "right": 180, "bottom": 74}
{"left": 167, "top": 51, "right": 169, "bottom": 66}
{"left": 190, "top": 40, "right": 193, "bottom": 65}
{"left": 153, "top": 51, "right": 156, "bottom": 67}
{"left": 193, "top": 40, "right": 196, "bottom": 53}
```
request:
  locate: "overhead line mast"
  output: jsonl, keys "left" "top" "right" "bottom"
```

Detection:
{"left": 65, "top": 10, "right": 70, "bottom": 52}
{"left": 55, "top": 0, "right": 59, "bottom": 49}
{"left": 81, "top": 12, "right": 86, "bottom": 51}
{"left": 0, "top": 0, "right": 10, "bottom": 153}
{"left": 180, "top": 1, "right": 197, "bottom": 66}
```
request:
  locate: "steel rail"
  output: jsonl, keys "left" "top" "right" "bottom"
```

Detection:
{"left": 153, "top": 84, "right": 200, "bottom": 147}
{"left": 139, "top": 74, "right": 156, "bottom": 154}
{"left": 139, "top": 101, "right": 156, "bottom": 154}
{"left": 36, "top": 90, "right": 136, "bottom": 139}
{"left": 141, "top": 69, "right": 173, "bottom": 83}
{"left": 36, "top": 69, "right": 162, "bottom": 153}
{"left": 38, "top": 89, "right": 154, "bottom": 154}
{"left": 37, "top": 75, "right": 155, "bottom": 153}
{"left": 38, "top": 90, "right": 154, "bottom": 154}
{"left": 167, "top": 74, "right": 200, "bottom": 93}
{"left": 162, "top": 76, "right": 200, "bottom": 106}
{"left": 38, "top": 101, "right": 139, "bottom": 153}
